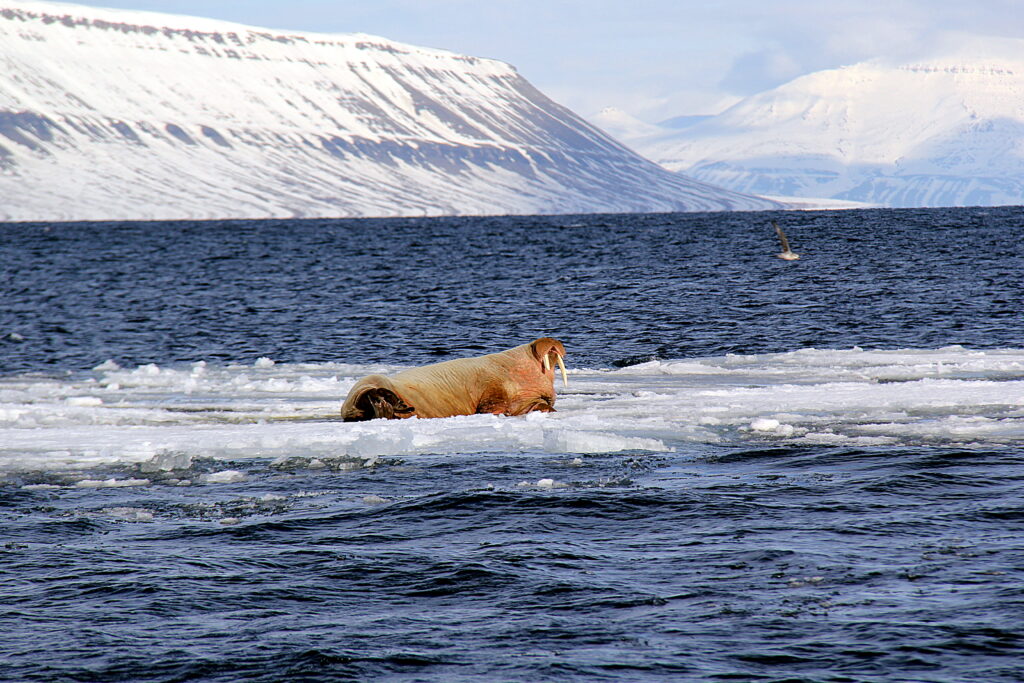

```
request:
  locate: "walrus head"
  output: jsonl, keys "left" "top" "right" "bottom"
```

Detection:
{"left": 531, "top": 337, "right": 568, "bottom": 387}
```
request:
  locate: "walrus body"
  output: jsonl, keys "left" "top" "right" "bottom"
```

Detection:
{"left": 341, "top": 338, "right": 567, "bottom": 421}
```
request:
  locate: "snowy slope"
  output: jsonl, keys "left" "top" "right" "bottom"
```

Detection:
{"left": 588, "top": 107, "right": 664, "bottom": 142}
{"left": 626, "top": 39, "right": 1024, "bottom": 208}
{"left": 0, "top": 1, "right": 774, "bottom": 221}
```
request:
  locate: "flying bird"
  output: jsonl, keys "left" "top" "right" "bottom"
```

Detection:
{"left": 773, "top": 221, "right": 800, "bottom": 260}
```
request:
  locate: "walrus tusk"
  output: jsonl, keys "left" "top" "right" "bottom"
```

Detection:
{"left": 555, "top": 353, "right": 568, "bottom": 387}
{"left": 543, "top": 354, "right": 551, "bottom": 373}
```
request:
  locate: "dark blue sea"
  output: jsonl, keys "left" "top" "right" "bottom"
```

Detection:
{"left": 1, "top": 207, "right": 1023, "bottom": 682}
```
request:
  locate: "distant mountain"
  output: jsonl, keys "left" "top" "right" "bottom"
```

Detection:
{"left": 622, "top": 39, "right": 1024, "bottom": 208}
{"left": 0, "top": 1, "right": 774, "bottom": 221}
{"left": 656, "top": 115, "right": 713, "bottom": 130}
{"left": 589, "top": 107, "right": 665, "bottom": 142}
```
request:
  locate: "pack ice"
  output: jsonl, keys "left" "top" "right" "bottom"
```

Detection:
{"left": 1, "top": 347, "right": 1022, "bottom": 477}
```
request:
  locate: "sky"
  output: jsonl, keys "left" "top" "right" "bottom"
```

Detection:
{"left": 58, "top": 0, "right": 1024, "bottom": 123}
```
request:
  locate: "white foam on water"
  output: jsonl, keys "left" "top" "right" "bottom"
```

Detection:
{"left": 1, "top": 347, "right": 1022, "bottom": 474}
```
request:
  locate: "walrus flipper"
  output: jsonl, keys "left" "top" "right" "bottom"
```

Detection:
{"left": 343, "top": 385, "right": 415, "bottom": 421}
{"left": 365, "top": 387, "right": 415, "bottom": 419}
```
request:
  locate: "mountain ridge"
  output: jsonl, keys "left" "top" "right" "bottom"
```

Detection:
{"left": 616, "top": 42, "right": 1024, "bottom": 208}
{"left": 0, "top": 0, "right": 775, "bottom": 221}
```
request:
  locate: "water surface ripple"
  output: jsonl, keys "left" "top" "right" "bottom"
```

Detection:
{"left": 1, "top": 207, "right": 1023, "bottom": 681}
{"left": 2, "top": 207, "right": 1022, "bottom": 371}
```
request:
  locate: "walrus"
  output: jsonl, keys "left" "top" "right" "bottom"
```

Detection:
{"left": 341, "top": 338, "right": 568, "bottom": 421}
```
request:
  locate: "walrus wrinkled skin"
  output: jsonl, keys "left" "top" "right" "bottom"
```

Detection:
{"left": 341, "top": 338, "right": 567, "bottom": 421}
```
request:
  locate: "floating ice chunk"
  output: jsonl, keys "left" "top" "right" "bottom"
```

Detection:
{"left": 362, "top": 495, "right": 388, "bottom": 505}
{"left": 338, "top": 455, "right": 378, "bottom": 471}
{"left": 65, "top": 396, "right": 103, "bottom": 407}
{"left": 22, "top": 484, "right": 60, "bottom": 490}
{"left": 749, "top": 418, "right": 796, "bottom": 436}
{"left": 543, "top": 429, "right": 667, "bottom": 454}
{"left": 518, "top": 478, "right": 566, "bottom": 489}
{"left": 253, "top": 378, "right": 294, "bottom": 392}
{"left": 0, "top": 408, "right": 28, "bottom": 423}
{"left": 139, "top": 451, "right": 193, "bottom": 472}
{"left": 219, "top": 517, "right": 240, "bottom": 525}
{"left": 788, "top": 576, "right": 826, "bottom": 587}
{"left": 101, "top": 507, "right": 154, "bottom": 522}
{"left": 75, "top": 478, "right": 150, "bottom": 488}
{"left": 93, "top": 359, "right": 121, "bottom": 371}
{"left": 201, "top": 470, "right": 248, "bottom": 484}
{"left": 254, "top": 357, "right": 275, "bottom": 368}
{"left": 293, "top": 491, "right": 330, "bottom": 498}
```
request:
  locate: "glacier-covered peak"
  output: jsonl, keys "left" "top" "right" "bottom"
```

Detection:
{"left": 623, "top": 37, "right": 1024, "bottom": 208}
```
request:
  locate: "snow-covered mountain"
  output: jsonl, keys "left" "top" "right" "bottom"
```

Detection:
{"left": 0, "top": 1, "right": 774, "bottom": 221}
{"left": 589, "top": 107, "right": 665, "bottom": 143}
{"left": 623, "top": 39, "right": 1024, "bottom": 208}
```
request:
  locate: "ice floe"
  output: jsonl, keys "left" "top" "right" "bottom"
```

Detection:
{"left": 0, "top": 347, "right": 1021, "bottom": 474}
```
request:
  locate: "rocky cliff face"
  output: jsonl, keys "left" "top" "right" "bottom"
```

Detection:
{"left": 0, "top": 1, "right": 773, "bottom": 221}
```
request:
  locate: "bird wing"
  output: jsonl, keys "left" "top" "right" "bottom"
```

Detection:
{"left": 773, "top": 221, "right": 791, "bottom": 252}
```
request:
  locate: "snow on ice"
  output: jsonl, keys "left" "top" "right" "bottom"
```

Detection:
{"left": 1, "top": 347, "right": 1022, "bottom": 481}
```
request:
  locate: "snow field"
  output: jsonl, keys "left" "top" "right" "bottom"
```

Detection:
{"left": 0, "top": 0, "right": 771, "bottom": 220}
